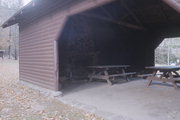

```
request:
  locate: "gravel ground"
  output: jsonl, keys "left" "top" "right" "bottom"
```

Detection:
{"left": 0, "top": 60, "right": 104, "bottom": 120}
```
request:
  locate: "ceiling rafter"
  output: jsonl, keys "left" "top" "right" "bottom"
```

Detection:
{"left": 100, "top": 6, "right": 114, "bottom": 18}
{"left": 79, "top": 13, "right": 145, "bottom": 30}
{"left": 159, "top": 3, "right": 169, "bottom": 23}
{"left": 120, "top": 14, "right": 129, "bottom": 21}
{"left": 118, "top": 0, "right": 144, "bottom": 26}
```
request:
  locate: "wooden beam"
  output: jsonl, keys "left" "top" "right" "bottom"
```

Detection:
{"left": 120, "top": 14, "right": 129, "bottom": 21}
{"left": 100, "top": 6, "right": 114, "bottom": 18}
{"left": 80, "top": 13, "right": 145, "bottom": 30}
{"left": 119, "top": 0, "right": 143, "bottom": 26}
{"left": 159, "top": 3, "right": 169, "bottom": 23}
{"left": 162, "top": 0, "right": 180, "bottom": 13}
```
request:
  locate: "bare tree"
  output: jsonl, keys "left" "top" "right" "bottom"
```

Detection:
{"left": 1, "top": 0, "right": 23, "bottom": 9}
{"left": 0, "top": 0, "right": 23, "bottom": 59}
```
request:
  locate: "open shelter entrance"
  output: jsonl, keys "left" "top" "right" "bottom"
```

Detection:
{"left": 2, "top": 0, "right": 180, "bottom": 119}
{"left": 57, "top": 0, "right": 180, "bottom": 92}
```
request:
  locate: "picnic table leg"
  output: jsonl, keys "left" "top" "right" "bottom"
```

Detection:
{"left": 161, "top": 71, "right": 168, "bottom": 83}
{"left": 122, "top": 69, "right": 129, "bottom": 82}
{"left": 89, "top": 71, "right": 96, "bottom": 82}
{"left": 168, "top": 72, "right": 178, "bottom": 89}
{"left": 148, "top": 79, "right": 153, "bottom": 86}
{"left": 104, "top": 70, "right": 112, "bottom": 85}
{"left": 148, "top": 70, "right": 157, "bottom": 87}
{"left": 173, "top": 81, "right": 178, "bottom": 88}
{"left": 173, "top": 71, "right": 180, "bottom": 77}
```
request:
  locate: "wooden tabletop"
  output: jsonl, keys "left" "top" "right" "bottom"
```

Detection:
{"left": 145, "top": 66, "right": 180, "bottom": 71}
{"left": 88, "top": 65, "right": 130, "bottom": 69}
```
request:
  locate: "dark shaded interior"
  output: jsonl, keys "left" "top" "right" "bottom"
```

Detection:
{"left": 58, "top": 0, "right": 180, "bottom": 81}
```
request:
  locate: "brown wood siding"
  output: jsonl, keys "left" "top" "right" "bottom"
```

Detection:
{"left": 19, "top": 0, "right": 112, "bottom": 91}
{"left": 19, "top": 11, "right": 67, "bottom": 90}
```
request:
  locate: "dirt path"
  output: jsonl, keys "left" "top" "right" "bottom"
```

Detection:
{"left": 0, "top": 60, "right": 104, "bottom": 120}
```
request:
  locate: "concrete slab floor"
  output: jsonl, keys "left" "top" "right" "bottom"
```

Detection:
{"left": 58, "top": 79, "right": 180, "bottom": 120}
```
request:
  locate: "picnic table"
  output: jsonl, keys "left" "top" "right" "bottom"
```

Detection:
{"left": 145, "top": 66, "right": 180, "bottom": 88}
{"left": 88, "top": 65, "right": 136, "bottom": 85}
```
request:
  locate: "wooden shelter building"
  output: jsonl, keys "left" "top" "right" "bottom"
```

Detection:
{"left": 2, "top": 0, "right": 180, "bottom": 91}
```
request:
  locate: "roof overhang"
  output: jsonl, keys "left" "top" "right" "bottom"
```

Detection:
{"left": 1, "top": 0, "right": 180, "bottom": 28}
{"left": 1, "top": 0, "right": 35, "bottom": 28}
{"left": 2, "top": 0, "right": 113, "bottom": 28}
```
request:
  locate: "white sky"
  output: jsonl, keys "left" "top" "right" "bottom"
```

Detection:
{"left": 23, "top": 0, "right": 32, "bottom": 6}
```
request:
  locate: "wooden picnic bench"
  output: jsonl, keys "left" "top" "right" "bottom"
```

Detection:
{"left": 138, "top": 74, "right": 153, "bottom": 79}
{"left": 88, "top": 65, "right": 136, "bottom": 85}
{"left": 145, "top": 66, "right": 180, "bottom": 88}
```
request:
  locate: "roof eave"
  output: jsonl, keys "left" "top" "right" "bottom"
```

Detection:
{"left": 1, "top": 1, "right": 33, "bottom": 28}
